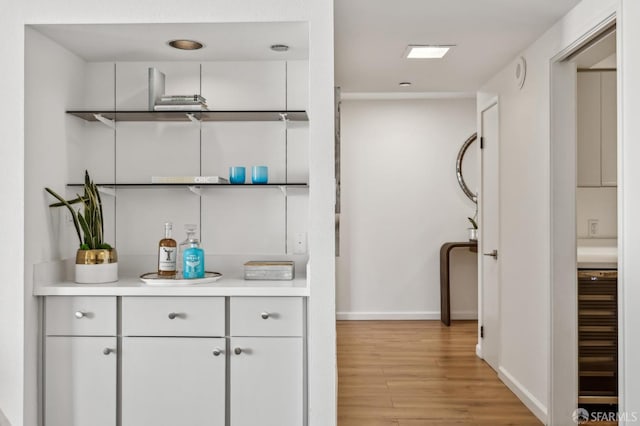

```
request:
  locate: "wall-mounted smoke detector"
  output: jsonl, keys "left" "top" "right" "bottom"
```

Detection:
{"left": 168, "top": 39, "right": 204, "bottom": 50}
{"left": 405, "top": 45, "right": 454, "bottom": 59}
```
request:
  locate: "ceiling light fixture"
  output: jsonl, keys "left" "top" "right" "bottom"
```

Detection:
{"left": 405, "top": 45, "right": 454, "bottom": 59}
{"left": 168, "top": 39, "right": 204, "bottom": 50}
{"left": 270, "top": 44, "right": 290, "bottom": 52}
{"left": 399, "top": 82, "right": 412, "bottom": 87}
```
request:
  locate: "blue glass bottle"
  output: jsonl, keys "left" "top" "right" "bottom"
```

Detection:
{"left": 182, "top": 238, "right": 205, "bottom": 279}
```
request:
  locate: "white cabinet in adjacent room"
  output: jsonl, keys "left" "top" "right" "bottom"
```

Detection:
{"left": 577, "top": 70, "right": 617, "bottom": 187}
{"left": 45, "top": 336, "right": 117, "bottom": 426}
{"left": 121, "top": 337, "right": 227, "bottom": 426}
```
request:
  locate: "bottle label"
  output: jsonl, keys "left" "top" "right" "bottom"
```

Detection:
{"left": 158, "top": 247, "right": 177, "bottom": 271}
{"left": 183, "top": 250, "right": 204, "bottom": 279}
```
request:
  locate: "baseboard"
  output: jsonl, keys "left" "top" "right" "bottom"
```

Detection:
{"left": 476, "top": 343, "right": 483, "bottom": 359}
{"left": 335, "top": 311, "right": 478, "bottom": 321}
{"left": 498, "top": 366, "right": 548, "bottom": 424}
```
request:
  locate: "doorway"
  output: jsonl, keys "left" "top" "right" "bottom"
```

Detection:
{"left": 550, "top": 16, "right": 618, "bottom": 425}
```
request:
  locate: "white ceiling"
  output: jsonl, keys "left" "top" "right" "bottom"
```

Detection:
{"left": 335, "top": 0, "right": 583, "bottom": 93}
{"left": 32, "top": 22, "right": 309, "bottom": 62}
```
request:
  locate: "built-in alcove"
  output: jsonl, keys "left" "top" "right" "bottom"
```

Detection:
{"left": 26, "top": 22, "right": 311, "bottom": 264}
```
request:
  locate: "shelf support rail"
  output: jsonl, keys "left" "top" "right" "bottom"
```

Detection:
{"left": 93, "top": 114, "right": 116, "bottom": 129}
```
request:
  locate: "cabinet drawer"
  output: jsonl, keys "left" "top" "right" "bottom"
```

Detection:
{"left": 122, "top": 297, "right": 224, "bottom": 337}
{"left": 230, "top": 297, "right": 303, "bottom": 337}
{"left": 46, "top": 296, "right": 116, "bottom": 336}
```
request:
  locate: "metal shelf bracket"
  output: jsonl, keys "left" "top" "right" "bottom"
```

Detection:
{"left": 187, "top": 185, "right": 202, "bottom": 196}
{"left": 96, "top": 186, "right": 116, "bottom": 197}
{"left": 93, "top": 114, "right": 115, "bottom": 129}
{"left": 186, "top": 113, "right": 201, "bottom": 124}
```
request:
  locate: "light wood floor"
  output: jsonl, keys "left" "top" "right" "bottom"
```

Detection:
{"left": 337, "top": 320, "right": 542, "bottom": 426}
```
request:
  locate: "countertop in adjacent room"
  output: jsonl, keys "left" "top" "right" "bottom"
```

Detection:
{"left": 577, "top": 238, "right": 617, "bottom": 269}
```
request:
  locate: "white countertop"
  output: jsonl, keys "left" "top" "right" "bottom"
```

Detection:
{"left": 577, "top": 238, "right": 617, "bottom": 269}
{"left": 33, "top": 259, "right": 309, "bottom": 297}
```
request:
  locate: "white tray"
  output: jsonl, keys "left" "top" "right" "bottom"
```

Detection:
{"left": 139, "top": 271, "right": 222, "bottom": 286}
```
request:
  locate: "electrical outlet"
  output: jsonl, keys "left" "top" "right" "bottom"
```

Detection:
{"left": 588, "top": 219, "right": 599, "bottom": 237}
{"left": 294, "top": 232, "right": 307, "bottom": 254}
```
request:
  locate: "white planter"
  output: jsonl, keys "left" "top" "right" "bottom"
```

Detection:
{"left": 75, "top": 262, "right": 118, "bottom": 284}
{"left": 468, "top": 228, "right": 478, "bottom": 241}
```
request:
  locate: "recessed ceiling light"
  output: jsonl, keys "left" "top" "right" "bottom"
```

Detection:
{"left": 168, "top": 39, "right": 203, "bottom": 50}
{"left": 405, "top": 45, "right": 454, "bottom": 59}
{"left": 270, "top": 44, "right": 290, "bottom": 52}
{"left": 399, "top": 82, "right": 412, "bottom": 87}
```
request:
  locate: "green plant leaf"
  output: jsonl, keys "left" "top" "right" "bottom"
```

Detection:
{"left": 45, "top": 171, "right": 111, "bottom": 250}
{"left": 44, "top": 187, "right": 82, "bottom": 246}
{"left": 467, "top": 217, "right": 478, "bottom": 229}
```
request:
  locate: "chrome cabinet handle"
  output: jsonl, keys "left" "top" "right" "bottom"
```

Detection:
{"left": 74, "top": 311, "right": 86, "bottom": 319}
{"left": 483, "top": 249, "right": 498, "bottom": 259}
{"left": 168, "top": 312, "right": 181, "bottom": 320}
{"left": 212, "top": 348, "right": 224, "bottom": 356}
{"left": 103, "top": 348, "right": 114, "bottom": 355}
{"left": 261, "top": 312, "right": 270, "bottom": 320}
{"left": 234, "top": 347, "right": 242, "bottom": 355}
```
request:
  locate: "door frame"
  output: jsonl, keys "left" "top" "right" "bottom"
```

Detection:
{"left": 477, "top": 96, "right": 500, "bottom": 362}
{"left": 549, "top": 12, "right": 618, "bottom": 426}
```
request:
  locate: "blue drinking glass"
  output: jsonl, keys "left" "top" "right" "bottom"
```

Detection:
{"left": 251, "top": 166, "right": 269, "bottom": 184}
{"left": 229, "top": 166, "right": 246, "bottom": 184}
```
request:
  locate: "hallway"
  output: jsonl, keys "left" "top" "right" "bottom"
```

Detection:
{"left": 337, "top": 320, "right": 541, "bottom": 425}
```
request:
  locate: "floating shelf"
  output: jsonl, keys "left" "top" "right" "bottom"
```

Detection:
{"left": 67, "top": 110, "right": 308, "bottom": 122}
{"left": 67, "top": 183, "right": 308, "bottom": 188}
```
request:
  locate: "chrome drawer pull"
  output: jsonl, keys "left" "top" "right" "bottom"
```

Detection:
{"left": 168, "top": 312, "right": 183, "bottom": 320}
{"left": 261, "top": 312, "right": 270, "bottom": 320}
{"left": 212, "top": 348, "right": 224, "bottom": 357}
{"left": 103, "top": 348, "right": 115, "bottom": 355}
{"left": 234, "top": 347, "right": 243, "bottom": 355}
{"left": 74, "top": 311, "right": 86, "bottom": 319}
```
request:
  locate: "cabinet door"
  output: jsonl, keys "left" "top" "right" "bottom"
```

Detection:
{"left": 577, "top": 72, "right": 602, "bottom": 187}
{"left": 122, "top": 337, "right": 226, "bottom": 426}
{"left": 230, "top": 337, "right": 303, "bottom": 426}
{"left": 601, "top": 71, "right": 617, "bottom": 186}
{"left": 45, "top": 336, "right": 117, "bottom": 426}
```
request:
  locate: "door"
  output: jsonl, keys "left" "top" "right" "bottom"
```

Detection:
{"left": 121, "top": 337, "right": 226, "bottom": 426}
{"left": 480, "top": 101, "right": 500, "bottom": 371}
{"left": 230, "top": 337, "right": 303, "bottom": 426}
{"left": 45, "top": 336, "right": 117, "bottom": 426}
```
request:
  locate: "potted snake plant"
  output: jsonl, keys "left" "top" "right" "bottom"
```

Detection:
{"left": 467, "top": 217, "right": 478, "bottom": 241}
{"left": 45, "top": 171, "right": 118, "bottom": 283}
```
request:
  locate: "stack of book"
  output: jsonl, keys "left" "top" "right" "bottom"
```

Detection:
{"left": 154, "top": 94, "right": 208, "bottom": 111}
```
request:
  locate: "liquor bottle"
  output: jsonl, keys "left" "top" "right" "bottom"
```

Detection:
{"left": 183, "top": 238, "right": 205, "bottom": 279}
{"left": 177, "top": 224, "right": 198, "bottom": 276}
{"left": 158, "top": 222, "right": 177, "bottom": 277}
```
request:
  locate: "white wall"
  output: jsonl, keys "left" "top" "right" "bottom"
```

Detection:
{"left": 0, "top": 2, "right": 24, "bottom": 424}
{"left": 0, "top": 2, "right": 336, "bottom": 426}
{"left": 24, "top": 27, "right": 87, "bottom": 426}
{"left": 478, "top": 0, "right": 622, "bottom": 421}
{"left": 336, "top": 98, "right": 478, "bottom": 320}
{"left": 576, "top": 187, "right": 617, "bottom": 238}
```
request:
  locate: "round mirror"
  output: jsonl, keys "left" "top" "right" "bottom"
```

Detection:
{"left": 456, "top": 133, "right": 478, "bottom": 204}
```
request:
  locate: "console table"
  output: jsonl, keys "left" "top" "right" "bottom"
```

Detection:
{"left": 440, "top": 241, "right": 478, "bottom": 326}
